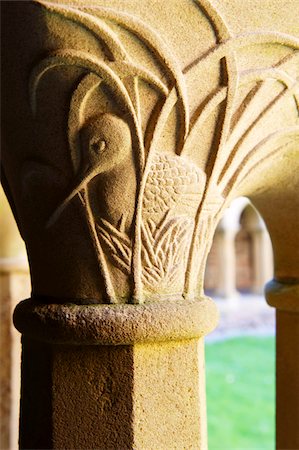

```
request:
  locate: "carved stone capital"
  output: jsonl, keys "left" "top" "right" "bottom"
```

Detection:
{"left": 2, "top": 0, "right": 298, "bottom": 305}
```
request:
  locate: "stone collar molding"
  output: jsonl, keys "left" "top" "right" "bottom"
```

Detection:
{"left": 265, "top": 279, "right": 299, "bottom": 313}
{"left": 13, "top": 297, "right": 218, "bottom": 345}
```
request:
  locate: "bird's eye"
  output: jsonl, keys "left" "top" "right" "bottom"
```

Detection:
{"left": 90, "top": 140, "right": 106, "bottom": 154}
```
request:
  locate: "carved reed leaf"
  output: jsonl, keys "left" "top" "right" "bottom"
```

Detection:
{"left": 38, "top": 0, "right": 128, "bottom": 61}
{"left": 141, "top": 214, "right": 193, "bottom": 290}
{"left": 79, "top": 2, "right": 190, "bottom": 141}
{"left": 97, "top": 219, "right": 132, "bottom": 275}
{"left": 96, "top": 212, "right": 194, "bottom": 293}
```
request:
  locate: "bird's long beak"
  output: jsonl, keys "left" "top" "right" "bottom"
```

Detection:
{"left": 46, "top": 167, "right": 98, "bottom": 228}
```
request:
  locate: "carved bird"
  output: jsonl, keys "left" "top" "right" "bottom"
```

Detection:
{"left": 47, "top": 113, "right": 133, "bottom": 228}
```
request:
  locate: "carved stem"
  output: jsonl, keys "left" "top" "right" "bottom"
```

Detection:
{"left": 184, "top": 204, "right": 224, "bottom": 297}
{"left": 81, "top": 188, "right": 117, "bottom": 303}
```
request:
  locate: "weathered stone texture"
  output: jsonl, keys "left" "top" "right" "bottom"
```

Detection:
{"left": 1, "top": 0, "right": 299, "bottom": 448}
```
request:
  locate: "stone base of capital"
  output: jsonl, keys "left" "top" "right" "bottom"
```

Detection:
{"left": 15, "top": 297, "right": 218, "bottom": 449}
{"left": 14, "top": 297, "right": 218, "bottom": 345}
{"left": 265, "top": 279, "right": 299, "bottom": 313}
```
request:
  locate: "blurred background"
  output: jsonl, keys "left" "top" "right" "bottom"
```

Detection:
{"left": 0, "top": 186, "right": 31, "bottom": 450}
{"left": 0, "top": 187, "right": 275, "bottom": 450}
{"left": 204, "top": 197, "right": 275, "bottom": 450}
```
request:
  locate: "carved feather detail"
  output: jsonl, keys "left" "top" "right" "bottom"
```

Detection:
{"left": 143, "top": 153, "right": 206, "bottom": 218}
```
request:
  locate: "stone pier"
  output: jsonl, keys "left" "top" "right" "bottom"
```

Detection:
{"left": 1, "top": 1, "right": 299, "bottom": 448}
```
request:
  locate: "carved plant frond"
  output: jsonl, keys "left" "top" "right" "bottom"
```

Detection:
{"left": 145, "top": 89, "right": 178, "bottom": 157}
{"left": 194, "top": 0, "right": 231, "bottom": 41}
{"left": 96, "top": 212, "right": 194, "bottom": 293}
{"left": 189, "top": 42, "right": 298, "bottom": 185}
{"left": 184, "top": 31, "right": 299, "bottom": 76}
{"left": 82, "top": 188, "right": 118, "bottom": 303}
{"left": 182, "top": 33, "right": 299, "bottom": 175}
{"left": 225, "top": 127, "right": 299, "bottom": 196}
{"left": 183, "top": 36, "right": 299, "bottom": 296}
{"left": 109, "top": 61, "right": 169, "bottom": 96}
{"left": 29, "top": 49, "right": 140, "bottom": 134}
{"left": 40, "top": 0, "right": 189, "bottom": 142}
{"left": 141, "top": 214, "right": 193, "bottom": 290}
{"left": 80, "top": 4, "right": 190, "bottom": 142}
{"left": 194, "top": 0, "right": 238, "bottom": 163}
{"left": 37, "top": 0, "right": 128, "bottom": 61}
{"left": 182, "top": 87, "right": 227, "bottom": 156}
{"left": 182, "top": 66, "right": 299, "bottom": 161}
{"left": 219, "top": 57, "right": 299, "bottom": 172}
{"left": 217, "top": 80, "right": 299, "bottom": 191}
{"left": 229, "top": 53, "right": 299, "bottom": 143}
{"left": 36, "top": 0, "right": 178, "bottom": 168}
{"left": 97, "top": 219, "right": 132, "bottom": 275}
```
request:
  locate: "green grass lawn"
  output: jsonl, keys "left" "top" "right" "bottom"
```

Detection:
{"left": 205, "top": 336, "right": 275, "bottom": 450}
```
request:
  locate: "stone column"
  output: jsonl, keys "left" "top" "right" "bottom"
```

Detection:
{"left": 13, "top": 298, "right": 217, "bottom": 449}
{"left": 213, "top": 198, "right": 252, "bottom": 301}
{"left": 2, "top": 1, "right": 299, "bottom": 449}
{"left": 266, "top": 280, "right": 299, "bottom": 449}
{"left": 251, "top": 147, "right": 299, "bottom": 449}
{"left": 243, "top": 210, "right": 274, "bottom": 295}
{"left": 251, "top": 227, "right": 273, "bottom": 294}
{"left": 214, "top": 227, "right": 239, "bottom": 302}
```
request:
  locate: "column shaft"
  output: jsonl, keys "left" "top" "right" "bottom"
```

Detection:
{"left": 14, "top": 298, "right": 218, "bottom": 449}
{"left": 251, "top": 230, "right": 273, "bottom": 295}
{"left": 215, "top": 230, "right": 238, "bottom": 300}
{"left": 19, "top": 338, "right": 206, "bottom": 449}
{"left": 276, "top": 310, "right": 299, "bottom": 449}
{"left": 266, "top": 279, "right": 299, "bottom": 449}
